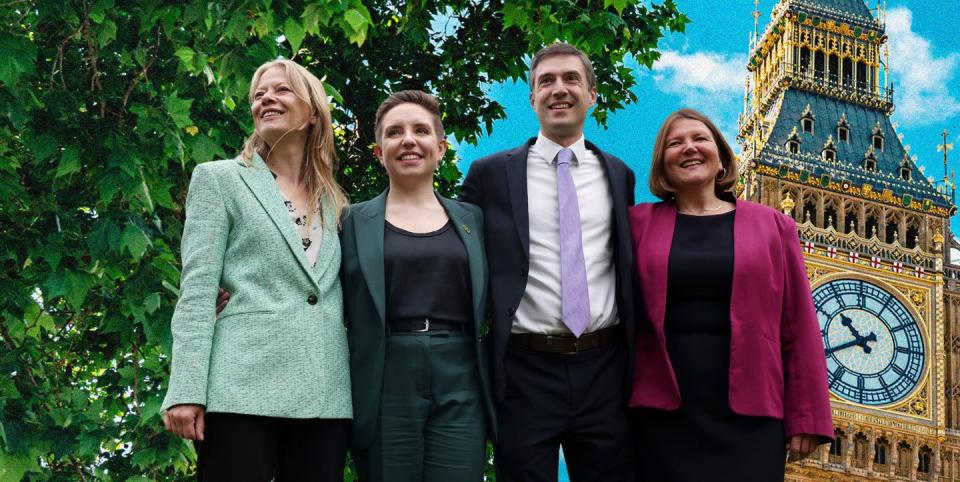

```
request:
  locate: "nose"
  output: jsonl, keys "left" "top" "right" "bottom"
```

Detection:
{"left": 401, "top": 129, "right": 416, "bottom": 146}
{"left": 680, "top": 139, "right": 697, "bottom": 153}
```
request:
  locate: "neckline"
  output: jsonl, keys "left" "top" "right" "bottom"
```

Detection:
{"left": 385, "top": 219, "right": 452, "bottom": 237}
{"left": 676, "top": 209, "right": 736, "bottom": 218}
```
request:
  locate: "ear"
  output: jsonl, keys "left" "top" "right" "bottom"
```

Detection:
{"left": 529, "top": 90, "right": 536, "bottom": 108}
{"left": 587, "top": 86, "right": 598, "bottom": 107}
{"left": 437, "top": 137, "right": 448, "bottom": 159}
{"left": 373, "top": 143, "right": 385, "bottom": 166}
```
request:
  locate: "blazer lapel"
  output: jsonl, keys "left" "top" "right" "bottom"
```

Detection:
{"left": 236, "top": 154, "right": 319, "bottom": 289}
{"left": 353, "top": 191, "right": 388, "bottom": 325}
{"left": 440, "top": 196, "right": 485, "bottom": 336}
{"left": 649, "top": 203, "right": 676, "bottom": 333}
{"left": 505, "top": 139, "right": 535, "bottom": 260}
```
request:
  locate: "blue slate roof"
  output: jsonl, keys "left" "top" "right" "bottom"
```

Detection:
{"left": 759, "top": 89, "right": 951, "bottom": 208}
{"left": 789, "top": 0, "right": 880, "bottom": 30}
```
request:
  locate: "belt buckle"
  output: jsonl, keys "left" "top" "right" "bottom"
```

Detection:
{"left": 559, "top": 336, "right": 579, "bottom": 355}
{"left": 414, "top": 318, "right": 430, "bottom": 332}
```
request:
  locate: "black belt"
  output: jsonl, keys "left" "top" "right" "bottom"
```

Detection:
{"left": 390, "top": 317, "right": 466, "bottom": 332}
{"left": 508, "top": 325, "right": 621, "bottom": 355}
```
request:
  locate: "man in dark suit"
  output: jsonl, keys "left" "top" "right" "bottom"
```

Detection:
{"left": 460, "top": 43, "right": 636, "bottom": 482}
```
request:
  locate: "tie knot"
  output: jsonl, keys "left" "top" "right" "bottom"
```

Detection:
{"left": 556, "top": 148, "right": 574, "bottom": 166}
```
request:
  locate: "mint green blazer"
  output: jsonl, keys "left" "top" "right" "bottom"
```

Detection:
{"left": 161, "top": 154, "right": 351, "bottom": 419}
{"left": 340, "top": 191, "right": 496, "bottom": 450}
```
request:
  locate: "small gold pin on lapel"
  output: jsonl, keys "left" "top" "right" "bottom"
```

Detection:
{"left": 462, "top": 224, "right": 472, "bottom": 234}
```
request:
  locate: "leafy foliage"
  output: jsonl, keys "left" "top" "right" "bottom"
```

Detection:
{"left": 0, "top": 0, "right": 686, "bottom": 480}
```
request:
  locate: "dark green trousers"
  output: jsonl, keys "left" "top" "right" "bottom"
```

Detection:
{"left": 354, "top": 331, "right": 487, "bottom": 482}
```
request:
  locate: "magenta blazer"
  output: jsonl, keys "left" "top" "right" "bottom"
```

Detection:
{"left": 629, "top": 199, "right": 833, "bottom": 439}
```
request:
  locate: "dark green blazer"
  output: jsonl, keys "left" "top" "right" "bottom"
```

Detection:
{"left": 340, "top": 190, "right": 496, "bottom": 450}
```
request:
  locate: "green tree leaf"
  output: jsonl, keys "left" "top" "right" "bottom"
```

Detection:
{"left": 284, "top": 17, "right": 306, "bottom": 54}
{"left": 55, "top": 147, "right": 81, "bottom": 179}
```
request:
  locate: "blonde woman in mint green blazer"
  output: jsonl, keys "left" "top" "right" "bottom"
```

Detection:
{"left": 161, "top": 59, "right": 352, "bottom": 481}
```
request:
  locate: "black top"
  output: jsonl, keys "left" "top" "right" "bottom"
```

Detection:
{"left": 384, "top": 220, "right": 472, "bottom": 323}
{"left": 634, "top": 209, "right": 787, "bottom": 482}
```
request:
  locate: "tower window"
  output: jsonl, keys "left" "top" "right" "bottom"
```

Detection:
{"left": 874, "top": 438, "right": 888, "bottom": 465}
{"left": 823, "top": 148, "right": 836, "bottom": 162}
{"left": 787, "top": 140, "right": 800, "bottom": 154}
{"left": 802, "top": 118, "right": 814, "bottom": 133}
{"left": 900, "top": 166, "right": 911, "bottom": 181}
{"left": 864, "top": 158, "right": 876, "bottom": 171}
{"left": 873, "top": 135, "right": 884, "bottom": 151}
{"left": 838, "top": 126, "right": 849, "bottom": 142}
{"left": 918, "top": 447, "right": 933, "bottom": 473}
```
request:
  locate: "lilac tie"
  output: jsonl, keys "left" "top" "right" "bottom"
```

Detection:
{"left": 555, "top": 148, "right": 591, "bottom": 338}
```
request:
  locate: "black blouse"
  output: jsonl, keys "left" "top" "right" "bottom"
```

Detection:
{"left": 384, "top": 220, "right": 472, "bottom": 323}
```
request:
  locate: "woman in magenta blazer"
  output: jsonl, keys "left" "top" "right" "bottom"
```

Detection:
{"left": 629, "top": 109, "right": 832, "bottom": 481}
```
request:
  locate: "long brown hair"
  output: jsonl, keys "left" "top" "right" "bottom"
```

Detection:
{"left": 240, "top": 59, "right": 348, "bottom": 227}
{"left": 648, "top": 108, "right": 738, "bottom": 201}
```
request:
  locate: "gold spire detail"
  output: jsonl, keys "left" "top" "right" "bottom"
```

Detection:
{"left": 780, "top": 192, "right": 796, "bottom": 214}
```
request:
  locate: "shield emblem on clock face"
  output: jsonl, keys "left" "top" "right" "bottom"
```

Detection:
{"left": 812, "top": 278, "right": 925, "bottom": 406}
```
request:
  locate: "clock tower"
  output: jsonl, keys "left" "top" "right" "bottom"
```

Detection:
{"left": 738, "top": 0, "right": 960, "bottom": 479}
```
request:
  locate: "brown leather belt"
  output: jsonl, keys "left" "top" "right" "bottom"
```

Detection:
{"left": 508, "top": 325, "right": 621, "bottom": 355}
{"left": 390, "top": 317, "right": 465, "bottom": 333}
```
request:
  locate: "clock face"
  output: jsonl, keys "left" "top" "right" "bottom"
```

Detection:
{"left": 812, "top": 279, "right": 924, "bottom": 406}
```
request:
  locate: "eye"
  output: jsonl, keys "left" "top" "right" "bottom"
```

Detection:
{"left": 385, "top": 128, "right": 401, "bottom": 137}
{"left": 277, "top": 86, "right": 290, "bottom": 93}
{"left": 416, "top": 126, "right": 430, "bottom": 134}
{"left": 254, "top": 92, "right": 264, "bottom": 100}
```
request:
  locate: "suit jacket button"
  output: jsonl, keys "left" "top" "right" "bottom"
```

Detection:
{"left": 307, "top": 294, "right": 318, "bottom": 305}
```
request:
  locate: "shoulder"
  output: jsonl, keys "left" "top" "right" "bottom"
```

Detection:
{"left": 629, "top": 201, "right": 667, "bottom": 219}
{"left": 192, "top": 158, "right": 241, "bottom": 176}
{"left": 736, "top": 200, "right": 799, "bottom": 240}
{"left": 470, "top": 141, "right": 533, "bottom": 169}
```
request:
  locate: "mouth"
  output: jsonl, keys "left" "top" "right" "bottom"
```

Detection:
{"left": 549, "top": 102, "right": 572, "bottom": 110}
{"left": 680, "top": 159, "right": 704, "bottom": 168}
{"left": 260, "top": 109, "right": 285, "bottom": 119}
{"left": 397, "top": 152, "right": 423, "bottom": 162}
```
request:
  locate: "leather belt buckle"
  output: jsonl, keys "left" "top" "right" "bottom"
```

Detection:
{"left": 560, "top": 338, "right": 579, "bottom": 355}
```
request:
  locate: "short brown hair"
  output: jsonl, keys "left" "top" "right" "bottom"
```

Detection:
{"left": 374, "top": 90, "right": 445, "bottom": 143}
{"left": 528, "top": 42, "right": 596, "bottom": 91}
{"left": 648, "top": 108, "right": 738, "bottom": 201}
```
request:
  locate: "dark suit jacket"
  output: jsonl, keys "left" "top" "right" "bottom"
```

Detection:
{"left": 340, "top": 191, "right": 497, "bottom": 450}
{"left": 629, "top": 200, "right": 833, "bottom": 439}
{"left": 460, "top": 138, "right": 636, "bottom": 401}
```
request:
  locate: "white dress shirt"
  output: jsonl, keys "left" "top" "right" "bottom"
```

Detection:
{"left": 513, "top": 133, "right": 619, "bottom": 335}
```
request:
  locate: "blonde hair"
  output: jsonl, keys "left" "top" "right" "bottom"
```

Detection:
{"left": 240, "top": 59, "right": 348, "bottom": 227}
{"left": 648, "top": 108, "right": 738, "bottom": 201}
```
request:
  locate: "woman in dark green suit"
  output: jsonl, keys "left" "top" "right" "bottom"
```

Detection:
{"left": 340, "top": 90, "right": 496, "bottom": 482}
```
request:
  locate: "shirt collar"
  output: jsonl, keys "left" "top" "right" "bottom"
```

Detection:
{"left": 533, "top": 133, "right": 588, "bottom": 166}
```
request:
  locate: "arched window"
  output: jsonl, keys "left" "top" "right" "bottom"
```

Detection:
{"left": 865, "top": 215, "right": 879, "bottom": 239}
{"left": 788, "top": 140, "right": 800, "bottom": 154}
{"left": 872, "top": 123, "right": 885, "bottom": 151}
{"left": 802, "top": 117, "right": 814, "bottom": 133}
{"left": 829, "top": 428, "right": 845, "bottom": 458}
{"left": 838, "top": 126, "right": 849, "bottom": 142}
{"left": 897, "top": 442, "right": 913, "bottom": 476}
{"left": 844, "top": 204, "right": 858, "bottom": 234}
{"left": 842, "top": 57, "right": 853, "bottom": 86}
{"left": 824, "top": 205, "right": 838, "bottom": 229}
{"left": 829, "top": 53, "right": 839, "bottom": 84}
{"left": 886, "top": 222, "right": 898, "bottom": 244}
{"left": 853, "top": 433, "right": 869, "bottom": 468}
{"left": 874, "top": 437, "right": 889, "bottom": 465}
{"left": 803, "top": 200, "right": 816, "bottom": 225}
{"left": 918, "top": 446, "right": 933, "bottom": 473}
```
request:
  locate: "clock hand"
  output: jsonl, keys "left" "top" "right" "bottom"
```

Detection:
{"left": 825, "top": 339, "right": 862, "bottom": 355}
{"left": 855, "top": 332, "right": 878, "bottom": 354}
{"left": 840, "top": 313, "right": 863, "bottom": 339}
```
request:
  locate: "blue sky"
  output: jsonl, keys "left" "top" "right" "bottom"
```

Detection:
{"left": 455, "top": 0, "right": 960, "bottom": 229}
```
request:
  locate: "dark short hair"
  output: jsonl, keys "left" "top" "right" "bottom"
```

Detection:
{"left": 528, "top": 42, "right": 596, "bottom": 91}
{"left": 648, "top": 108, "right": 739, "bottom": 201}
{"left": 374, "top": 90, "right": 445, "bottom": 143}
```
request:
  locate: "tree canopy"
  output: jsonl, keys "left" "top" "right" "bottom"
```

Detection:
{"left": 0, "top": 1, "right": 687, "bottom": 480}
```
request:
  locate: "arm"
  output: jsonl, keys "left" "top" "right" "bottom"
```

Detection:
{"left": 776, "top": 213, "right": 833, "bottom": 454}
{"left": 162, "top": 164, "right": 230, "bottom": 413}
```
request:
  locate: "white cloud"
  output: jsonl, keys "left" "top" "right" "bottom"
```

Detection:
{"left": 650, "top": 50, "right": 749, "bottom": 142}
{"left": 886, "top": 7, "right": 960, "bottom": 124}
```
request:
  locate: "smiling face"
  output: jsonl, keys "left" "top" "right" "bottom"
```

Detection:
{"left": 530, "top": 54, "right": 597, "bottom": 144}
{"left": 250, "top": 66, "right": 315, "bottom": 147}
{"left": 374, "top": 102, "right": 447, "bottom": 183}
{"left": 661, "top": 118, "right": 723, "bottom": 193}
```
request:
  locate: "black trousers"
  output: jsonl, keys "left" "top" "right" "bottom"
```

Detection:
{"left": 195, "top": 412, "right": 351, "bottom": 482}
{"left": 494, "top": 342, "right": 634, "bottom": 482}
